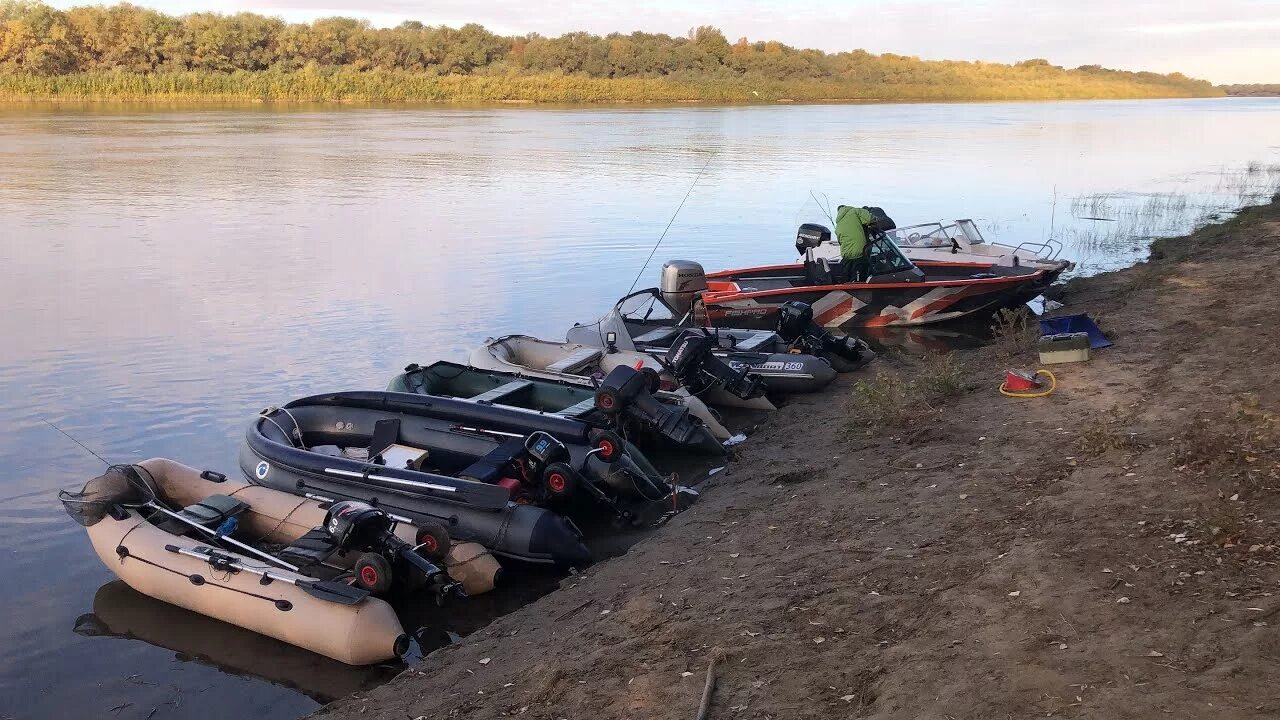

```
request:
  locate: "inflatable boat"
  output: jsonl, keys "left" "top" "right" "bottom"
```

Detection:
{"left": 567, "top": 288, "right": 874, "bottom": 379}
{"left": 59, "top": 459, "right": 499, "bottom": 665}
{"left": 688, "top": 223, "right": 1057, "bottom": 330}
{"left": 387, "top": 360, "right": 726, "bottom": 454}
{"left": 469, "top": 335, "right": 777, "bottom": 411}
{"left": 241, "top": 392, "right": 695, "bottom": 566}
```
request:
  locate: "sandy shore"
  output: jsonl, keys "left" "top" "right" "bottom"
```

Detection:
{"left": 316, "top": 196, "right": 1280, "bottom": 719}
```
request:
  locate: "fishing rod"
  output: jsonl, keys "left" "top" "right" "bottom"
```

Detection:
{"left": 45, "top": 418, "right": 300, "bottom": 571}
{"left": 43, "top": 418, "right": 110, "bottom": 466}
{"left": 626, "top": 153, "right": 715, "bottom": 294}
{"left": 811, "top": 190, "right": 836, "bottom": 226}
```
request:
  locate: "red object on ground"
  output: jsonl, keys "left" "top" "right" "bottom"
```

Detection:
{"left": 1003, "top": 369, "right": 1042, "bottom": 392}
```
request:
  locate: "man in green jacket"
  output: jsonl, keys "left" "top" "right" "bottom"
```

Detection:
{"left": 834, "top": 205, "right": 874, "bottom": 281}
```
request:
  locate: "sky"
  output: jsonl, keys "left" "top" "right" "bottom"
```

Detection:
{"left": 49, "top": 0, "right": 1280, "bottom": 84}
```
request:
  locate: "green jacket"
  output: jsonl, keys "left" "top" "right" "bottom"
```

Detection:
{"left": 835, "top": 205, "right": 873, "bottom": 260}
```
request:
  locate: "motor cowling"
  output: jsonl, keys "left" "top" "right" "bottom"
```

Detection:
{"left": 665, "top": 328, "right": 718, "bottom": 379}
{"left": 326, "top": 500, "right": 450, "bottom": 591}
{"left": 776, "top": 300, "right": 815, "bottom": 343}
{"left": 325, "top": 500, "right": 393, "bottom": 552}
{"left": 595, "top": 366, "right": 709, "bottom": 448}
{"left": 795, "top": 223, "right": 832, "bottom": 257}
{"left": 666, "top": 329, "right": 768, "bottom": 400}
{"left": 659, "top": 260, "right": 707, "bottom": 317}
{"left": 775, "top": 300, "right": 871, "bottom": 367}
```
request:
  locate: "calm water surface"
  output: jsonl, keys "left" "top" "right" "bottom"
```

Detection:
{"left": 1, "top": 97, "right": 1279, "bottom": 718}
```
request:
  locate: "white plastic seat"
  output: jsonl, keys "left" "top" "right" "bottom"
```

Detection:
{"left": 545, "top": 348, "right": 603, "bottom": 374}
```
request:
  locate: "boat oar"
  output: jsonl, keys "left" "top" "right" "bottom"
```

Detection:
{"left": 164, "top": 545, "right": 370, "bottom": 606}
{"left": 148, "top": 503, "right": 299, "bottom": 572}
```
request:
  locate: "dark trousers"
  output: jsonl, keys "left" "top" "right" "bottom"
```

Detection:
{"left": 833, "top": 257, "right": 869, "bottom": 283}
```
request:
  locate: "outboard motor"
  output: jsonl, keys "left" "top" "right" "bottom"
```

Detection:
{"left": 520, "top": 426, "right": 664, "bottom": 523}
{"left": 666, "top": 329, "right": 768, "bottom": 400}
{"left": 593, "top": 365, "right": 710, "bottom": 448}
{"left": 776, "top": 300, "right": 873, "bottom": 371}
{"left": 795, "top": 223, "right": 832, "bottom": 258}
{"left": 659, "top": 260, "right": 707, "bottom": 317}
{"left": 795, "top": 224, "right": 835, "bottom": 284}
{"left": 325, "top": 500, "right": 453, "bottom": 595}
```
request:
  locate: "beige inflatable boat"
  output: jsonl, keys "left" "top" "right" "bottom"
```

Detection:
{"left": 61, "top": 458, "right": 500, "bottom": 665}
{"left": 469, "top": 335, "right": 775, "bottom": 412}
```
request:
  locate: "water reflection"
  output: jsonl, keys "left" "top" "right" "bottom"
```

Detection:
{"left": 74, "top": 581, "right": 399, "bottom": 704}
{"left": 1, "top": 97, "right": 1278, "bottom": 718}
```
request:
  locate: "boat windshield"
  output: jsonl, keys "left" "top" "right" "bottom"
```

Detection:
{"left": 886, "top": 220, "right": 985, "bottom": 248}
{"left": 866, "top": 234, "right": 915, "bottom": 276}
{"left": 955, "top": 219, "right": 986, "bottom": 244}
{"left": 618, "top": 290, "right": 676, "bottom": 322}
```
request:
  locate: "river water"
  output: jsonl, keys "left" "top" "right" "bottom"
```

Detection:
{"left": 1, "top": 97, "right": 1278, "bottom": 718}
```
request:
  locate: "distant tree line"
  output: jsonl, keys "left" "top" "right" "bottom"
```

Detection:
{"left": 0, "top": 1, "right": 1223, "bottom": 101}
{"left": 1222, "top": 84, "right": 1280, "bottom": 97}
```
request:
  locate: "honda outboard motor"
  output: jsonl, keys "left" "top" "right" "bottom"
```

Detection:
{"left": 776, "top": 300, "right": 873, "bottom": 372}
{"left": 325, "top": 500, "right": 451, "bottom": 594}
{"left": 666, "top": 329, "right": 768, "bottom": 400}
{"left": 593, "top": 365, "right": 710, "bottom": 448}
{"left": 659, "top": 260, "right": 707, "bottom": 317}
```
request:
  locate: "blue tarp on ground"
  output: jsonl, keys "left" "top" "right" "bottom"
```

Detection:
{"left": 1040, "top": 313, "right": 1113, "bottom": 349}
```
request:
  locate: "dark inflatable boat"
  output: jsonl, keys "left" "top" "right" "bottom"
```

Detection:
{"left": 387, "top": 361, "right": 726, "bottom": 455}
{"left": 240, "top": 391, "right": 695, "bottom": 567}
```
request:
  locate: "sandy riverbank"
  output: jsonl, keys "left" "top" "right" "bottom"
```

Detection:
{"left": 317, "top": 196, "right": 1280, "bottom": 719}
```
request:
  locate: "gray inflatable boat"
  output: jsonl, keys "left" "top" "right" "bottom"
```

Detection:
{"left": 241, "top": 391, "right": 694, "bottom": 567}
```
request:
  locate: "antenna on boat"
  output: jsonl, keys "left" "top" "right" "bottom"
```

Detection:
{"left": 42, "top": 418, "right": 111, "bottom": 467}
{"left": 626, "top": 153, "right": 715, "bottom": 294}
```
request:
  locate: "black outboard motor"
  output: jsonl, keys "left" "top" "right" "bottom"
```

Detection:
{"left": 523, "top": 427, "right": 668, "bottom": 524}
{"left": 593, "top": 365, "right": 710, "bottom": 448}
{"left": 666, "top": 329, "right": 768, "bottom": 400}
{"left": 796, "top": 223, "right": 835, "bottom": 284}
{"left": 776, "top": 300, "right": 874, "bottom": 372}
{"left": 795, "top": 222, "right": 832, "bottom": 257}
{"left": 325, "top": 500, "right": 454, "bottom": 596}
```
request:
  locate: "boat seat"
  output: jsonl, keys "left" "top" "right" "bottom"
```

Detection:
{"left": 632, "top": 326, "right": 683, "bottom": 346}
{"left": 472, "top": 380, "right": 534, "bottom": 404}
{"left": 458, "top": 437, "right": 527, "bottom": 485}
{"left": 545, "top": 347, "right": 603, "bottom": 374}
{"left": 157, "top": 494, "right": 249, "bottom": 534}
{"left": 369, "top": 418, "right": 400, "bottom": 458}
{"left": 731, "top": 332, "right": 775, "bottom": 352}
{"left": 276, "top": 528, "right": 338, "bottom": 569}
{"left": 555, "top": 397, "right": 597, "bottom": 418}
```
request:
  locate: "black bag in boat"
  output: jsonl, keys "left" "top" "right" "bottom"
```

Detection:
{"left": 863, "top": 206, "right": 896, "bottom": 233}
